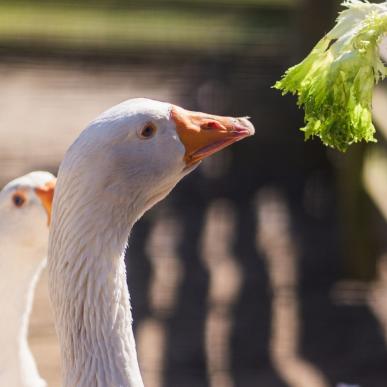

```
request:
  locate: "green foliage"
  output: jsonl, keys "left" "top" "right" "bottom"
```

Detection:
{"left": 274, "top": 0, "right": 387, "bottom": 151}
{"left": 0, "top": 2, "right": 286, "bottom": 53}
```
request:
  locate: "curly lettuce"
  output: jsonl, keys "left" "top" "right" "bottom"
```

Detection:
{"left": 274, "top": 0, "right": 387, "bottom": 151}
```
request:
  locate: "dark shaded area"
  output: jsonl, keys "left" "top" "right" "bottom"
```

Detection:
{"left": 162, "top": 198, "right": 209, "bottom": 387}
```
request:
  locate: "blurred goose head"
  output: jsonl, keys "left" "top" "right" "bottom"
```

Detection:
{"left": 0, "top": 171, "right": 55, "bottom": 387}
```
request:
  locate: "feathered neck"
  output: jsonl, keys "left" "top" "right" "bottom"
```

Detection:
{"left": 0, "top": 249, "right": 46, "bottom": 387}
{"left": 48, "top": 172, "right": 144, "bottom": 387}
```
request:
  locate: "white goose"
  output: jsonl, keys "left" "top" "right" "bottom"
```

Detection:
{"left": 0, "top": 171, "right": 55, "bottom": 387}
{"left": 48, "top": 98, "right": 254, "bottom": 387}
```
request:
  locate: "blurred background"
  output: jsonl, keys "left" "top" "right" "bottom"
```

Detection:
{"left": 1, "top": 0, "right": 387, "bottom": 386}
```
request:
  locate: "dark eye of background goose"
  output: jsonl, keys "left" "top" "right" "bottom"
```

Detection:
{"left": 140, "top": 124, "right": 156, "bottom": 139}
{"left": 12, "top": 193, "right": 26, "bottom": 208}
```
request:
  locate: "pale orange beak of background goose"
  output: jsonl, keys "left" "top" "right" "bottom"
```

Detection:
{"left": 171, "top": 105, "right": 255, "bottom": 167}
{"left": 34, "top": 178, "right": 56, "bottom": 225}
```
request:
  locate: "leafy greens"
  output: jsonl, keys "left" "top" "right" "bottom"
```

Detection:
{"left": 274, "top": 0, "right": 387, "bottom": 151}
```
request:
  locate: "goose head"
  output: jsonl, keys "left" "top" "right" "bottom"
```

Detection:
{"left": 0, "top": 171, "right": 56, "bottom": 261}
{"left": 50, "top": 98, "right": 254, "bottom": 387}
{"left": 59, "top": 98, "right": 254, "bottom": 218}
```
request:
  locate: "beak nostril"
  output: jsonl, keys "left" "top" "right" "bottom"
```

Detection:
{"left": 201, "top": 121, "right": 225, "bottom": 131}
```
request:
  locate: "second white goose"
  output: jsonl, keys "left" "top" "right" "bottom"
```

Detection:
{"left": 0, "top": 171, "right": 55, "bottom": 387}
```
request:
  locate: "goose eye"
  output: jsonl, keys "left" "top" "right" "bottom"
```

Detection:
{"left": 12, "top": 193, "right": 26, "bottom": 208}
{"left": 139, "top": 124, "right": 157, "bottom": 139}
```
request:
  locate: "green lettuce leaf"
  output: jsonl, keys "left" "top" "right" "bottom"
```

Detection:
{"left": 274, "top": 0, "right": 387, "bottom": 151}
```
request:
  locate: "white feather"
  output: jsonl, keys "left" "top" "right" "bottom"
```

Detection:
{"left": 48, "top": 99, "right": 188, "bottom": 387}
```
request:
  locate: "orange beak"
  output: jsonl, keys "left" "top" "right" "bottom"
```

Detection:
{"left": 171, "top": 105, "right": 255, "bottom": 167}
{"left": 34, "top": 178, "right": 56, "bottom": 225}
